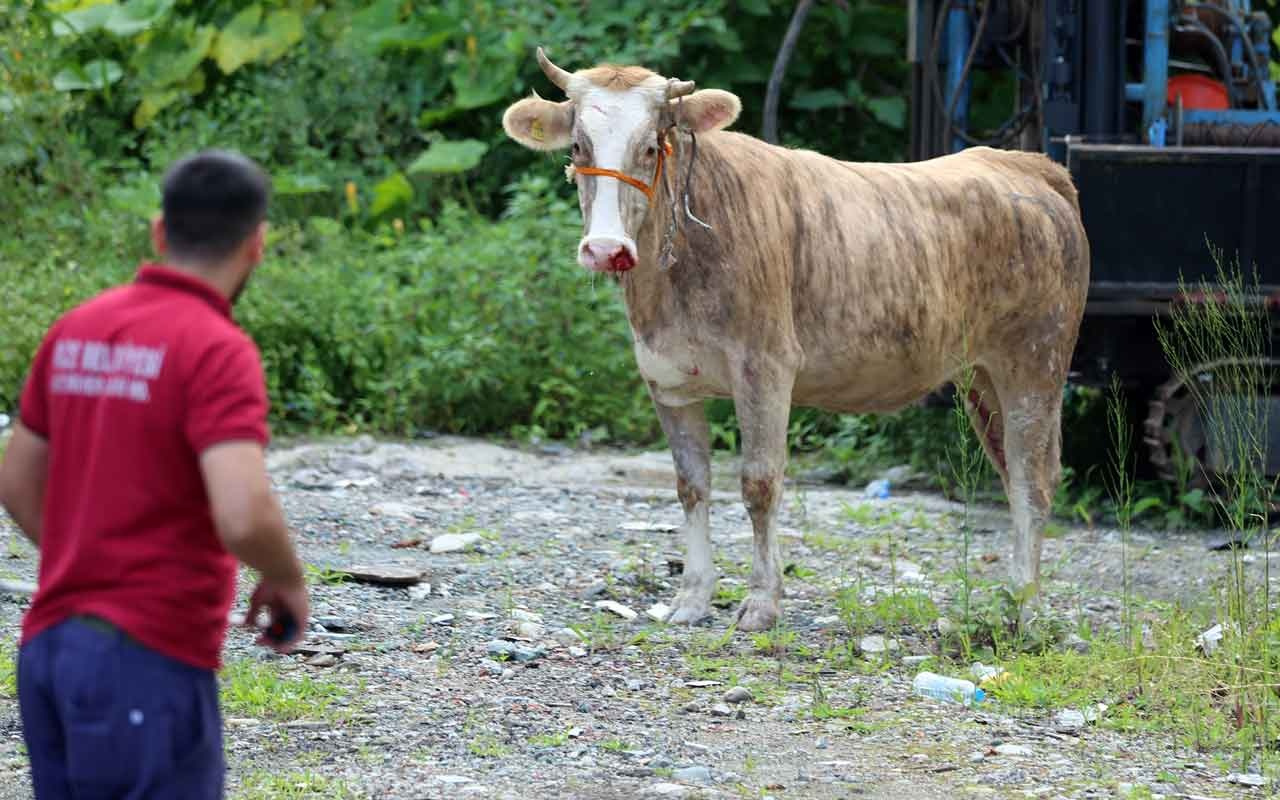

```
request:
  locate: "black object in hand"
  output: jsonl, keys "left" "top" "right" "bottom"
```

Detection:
{"left": 264, "top": 611, "right": 298, "bottom": 645}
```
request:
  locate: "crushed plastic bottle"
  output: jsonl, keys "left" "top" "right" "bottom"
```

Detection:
{"left": 863, "top": 478, "right": 890, "bottom": 499}
{"left": 912, "top": 671, "right": 985, "bottom": 706}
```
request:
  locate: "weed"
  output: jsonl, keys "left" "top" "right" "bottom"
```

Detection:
{"left": 303, "top": 564, "right": 349, "bottom": 587}
{"left": 600, "top": 738, "right": 629, "bottom": 753}
{"left": 236, "top": 770, "right": 360, "bottom": 799}
{"left": 0, "top": 638, "right": 15, "bottom": 699}
{"left": 219, "top": 659, "right": 349, "bottom": 722}
{"left": 528, "top": 729, "right": 571, "bottom": 748}
{"left": 468, "top": 733, "right": 510, "bottom": 758}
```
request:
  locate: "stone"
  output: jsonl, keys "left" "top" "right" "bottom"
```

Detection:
{"left": 515, "top": 621, "right": 544, "bottom": 640}
{"left": 619, "top": 521, "right": 679, "bottom": 533}
{"left": 429, "top": 532, "right": 483, "bottom": 554}
{"left": 903, "top": 655, "right": 934, "bottom": 666}
{"left": 645, "top": 603, "right": 672, "bottom": 622}
{"left": 408, "top": 584, "right": 432, "bottom": 601}
{"left": 858, "top": 635, "right": 899, "bottom": 655}
{"left": 304, "top": 653, "right": 338, "bottom": 667}
{"left": 672, "top": 766, "right": 713, "bottom": 784}
{"left": 723, "top": 686, "right": 752, "bottom": 704}
{"left": 1053, "top": 709, "right": 1086, "bottom": 731}
{"left": 595, "top": 600, "right": 638, "bottom": 620}
{"left": 1063, "top": 633, "right": 1091, "bottom": 654}
{"left": 338, "top": 565, "right": 423, "bottom": 586}
{"left": 643, "top": 784, "right": 690, "bottom": 797}
{"left": 580, "top": 580, "right": 609, "bottom": 600}
{"left": 710, "top": 703, "right": 734, "bottom": 718}
{"left": 480, "top": 659, "right": 505, "bottom": 677}
{"left": 485, "top": 640, "right": 544, "bottom": 663}
{"left": 511, "top": 609, "right": 544, "bottom": 623}
{"left": 369, "top": 501, "right": 424, "bottom": 519}
{"left": 1228, "top": 773, "right": 1268, "bottom": 787}
{"left": 552, "top": 627, "right": 582, "bottom": 646}
{"left": 993, "top": 743, "right": 1033, "bottom": 757}
{"left": 568, "top": 646, "right": 588, "bottom": 658}
{"left": 431, "top": 613, "right": 455, "bottom": 625}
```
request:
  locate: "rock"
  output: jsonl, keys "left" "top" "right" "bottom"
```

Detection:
{"left": 595, "top": 600, "right": 638, "bottom": 620}
{"left": 408, "top": 584, "right": 432, "bottom": 601}
{"left": 552, "top": 628, "right": 583, "bottom": 646}
{"left": 619, "top": 520, "right": 679, "bottom": 533}
{"left": 576, "top": 700, "right": 592, "bottom": 713}
{"left": 581, "top": 580, "right": 609, "bottom": 600}
{"left": 903, "top": 655, "right": 934, "bottom": 666}
{"left": 369, "top": 501, "right": 424, "bottom": 519}
{"left": 511, "top": 609, "right": 544, "bottom": 623}
{"left": 568, "top": 646, "right": 588, "bottom": 658}
{"left": 643, "top": 784, "right": 690, "bottom": 797}
{"left": 486, "top": 640, "right": 544, "bottom": 663}
{"left": 515, "top": 621, "right": 544, "bottom": 640}
{"left": 815, "top": 737, "right": 829, "bottom": 750}
{"left": 314, "top": 615, "right": 348, "bottom": 631}
{"left": 684, "top": 742, "right": 710, "bottom": 754}
{"left": 434, "top": 775, "right": 474, "bottom": 785}
{"left": 709, "top": 703, "right": 734, "bottom": 718}
{"left": 1063, "top": 633, "right": 1091, "bottom": 654}
{"left": 645, "top": 603, "right": 672, "bottom": 622}
{"left": 672, "top": 766, "right": 713, "bottom": 784}
{"left": 1196, "top": 623, "right": 1231, "bottom": 655}
{"left": 858, "top": 635, "right": 899, "bottom": 655}
{"left": 480, "top": 659, "right": 505, "bottom": 677}
{"left": 1054, "top": 709, "right": 1086, "bottom": 731}
{"left": 1228, "top": 773, "right": 1268, "bottom": 787}
{"left": 430, "top": 532, "right": 483, "bottom": 554}
{"left": 993, "top": 743, "right": 1033, "bottom": 757}
{"left": 431, "top": 613, "right": 455, "bottom": 625}
{"left": 625, "top": 679, "right": 645, "bottom": 691}
{"left": 338, "top": 565, "right": 423, "bottom": 586}
{"left": 723, "top": 686, "right": 752, "bottom": 704}
{"left": 935, "top": 617, "right": 955, "bottom": 636}
{"left": 304, "top": 653, "right": 338, "bottom": 668}
{"left": 812, "top": 615, "right": 841, "bottom": 627}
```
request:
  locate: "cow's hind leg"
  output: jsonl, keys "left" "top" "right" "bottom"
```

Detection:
{"left": 731, "top": 357, "right": 796, "bottom": 632}
{"left": 653, "top": 400, "right": 717, "bottom": 625}
{"left": 984, "top": 363, "right": 1066, "bottom": 604}
{"left": 963, "top": 366, "right": 1010, "bottom": 486}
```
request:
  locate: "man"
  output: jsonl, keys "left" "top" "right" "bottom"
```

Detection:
{"left": 0, "top": 149, "right": 310, "bottom": 798}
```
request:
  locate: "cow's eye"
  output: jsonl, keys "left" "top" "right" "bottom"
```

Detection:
{"left": 645, "top": 145, "right": 658, "bottom": 158}
{"left": 571, "top": 142, "right": 582, "bottom": 159}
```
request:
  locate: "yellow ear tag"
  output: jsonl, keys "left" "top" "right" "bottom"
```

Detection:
{"left": 530, "top": 119, "right": 545, "bottom": 143}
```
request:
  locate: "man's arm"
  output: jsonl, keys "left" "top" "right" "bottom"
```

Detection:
{"left": 0, "top": 423, "right": 49, "bottom": 546}
{"left": 199, "top": 440, "right": 309, "bottom": 651}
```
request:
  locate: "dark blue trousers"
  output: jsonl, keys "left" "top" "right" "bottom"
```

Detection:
{"left": 18, "top": 616, "right": 224, "bottom": 799}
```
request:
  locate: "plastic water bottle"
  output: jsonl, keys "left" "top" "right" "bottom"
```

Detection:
{"left": 863, "top": 478, "right": 891, "bottom": 499}
{"left": 912, "top": 671, "right": 985, "bottom": 706}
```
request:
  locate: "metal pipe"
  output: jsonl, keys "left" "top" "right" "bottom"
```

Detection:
{"left": 945, "top": 1, "right": 972, "bottom": 152}
{"left": 1173, "top": 19, "right": 1239, "bottom": 108}
{"left": 1143, "top": 0, "right": 1172, "bottom": 143}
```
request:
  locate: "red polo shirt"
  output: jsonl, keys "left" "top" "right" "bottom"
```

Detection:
{"left": 17, "top": 264, "right": 270, "bottom": 670}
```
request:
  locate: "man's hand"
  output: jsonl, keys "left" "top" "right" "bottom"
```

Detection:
{"left": 199, "top": 440, "right": 310, "bottom": 651}
{"left": 0, "top": 423, "right": 49, "bottom": 546}
{"left": 244, "top": 577, "right": 310, "bottom": 653}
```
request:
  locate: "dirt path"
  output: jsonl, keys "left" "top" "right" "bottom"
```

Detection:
{"left": 0, "top": 434, "right": 1266, "bottom": 799}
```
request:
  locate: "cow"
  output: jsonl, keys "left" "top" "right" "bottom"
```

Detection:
{"left": 501, "top": 47, "right": 1089, "bottom": 631}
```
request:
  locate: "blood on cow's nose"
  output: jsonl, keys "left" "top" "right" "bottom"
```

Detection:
{"left": 579, "top": 237, "right": 637, "bottom": 273}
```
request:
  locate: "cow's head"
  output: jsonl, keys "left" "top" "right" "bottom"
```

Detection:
{"left": 502, "top": 48, "right": 741, "bottom": 273}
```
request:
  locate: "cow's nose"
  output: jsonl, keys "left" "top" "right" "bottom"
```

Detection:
{"left": 579, "top": 237, "right": 637, "bottom": 272}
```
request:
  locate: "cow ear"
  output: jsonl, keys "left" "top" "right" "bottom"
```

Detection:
{"left": 672, "top": 89, "right": 741, "bottom": 134}
{"left": 502, "top": 96, "right": 573, "bottom": 151}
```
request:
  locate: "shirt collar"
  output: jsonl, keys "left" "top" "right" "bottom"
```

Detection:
{"left": 134, "top": 264, "right": 233, "bottom": 318}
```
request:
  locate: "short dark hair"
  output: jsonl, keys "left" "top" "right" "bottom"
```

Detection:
{"left": 161, "top": 149, "right": 271, "bottom": 261}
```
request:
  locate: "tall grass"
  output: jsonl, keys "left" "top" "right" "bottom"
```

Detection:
{"left": 1153, "top": 247, "right": 1278, "bottom": 772}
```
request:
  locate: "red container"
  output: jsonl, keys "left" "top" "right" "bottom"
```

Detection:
{"left": 1167, "top": 74, "right": 1230, "bottom": 110}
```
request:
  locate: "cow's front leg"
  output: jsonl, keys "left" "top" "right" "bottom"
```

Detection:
{"left": 652, "top": 399, "right": 716, "bottom": 625}
{"left": 732, "top": 357, "right": 796, "bottom": 632}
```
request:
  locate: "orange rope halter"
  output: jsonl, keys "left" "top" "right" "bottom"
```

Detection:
{"left": 573, "top": 137, "right": 674, "bottom": 205}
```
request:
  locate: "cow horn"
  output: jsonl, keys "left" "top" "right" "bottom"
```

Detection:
{"left": 666, "top": 79, "right": 696, "bottom": 99}
{"left": 536, "top": 46, "right": 572, "bottom": 92}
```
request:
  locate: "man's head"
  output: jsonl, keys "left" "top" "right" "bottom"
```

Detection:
{"left": 150, "top": 149, "right": 271, "bottom": 303}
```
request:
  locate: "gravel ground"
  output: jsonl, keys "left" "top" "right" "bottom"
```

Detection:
{"left": 0, "top": 433, "right": 1270, "bottom": 799}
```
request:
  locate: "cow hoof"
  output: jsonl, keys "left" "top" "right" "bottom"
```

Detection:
{"left": 734, "top": 595, "right": 780, "bottom": 632}
{"left": 667, "top": 603, "right": 713, "bottom": 626}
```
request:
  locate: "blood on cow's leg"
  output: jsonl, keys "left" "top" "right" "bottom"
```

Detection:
{"left": 652, "top": 399, "right": 716, "bottom": 625}
{"left": 730, "top": 357, "right": 796, "bottom": 633}
{"left": 963, "top": 367, "right": 1009, "bottom": 486}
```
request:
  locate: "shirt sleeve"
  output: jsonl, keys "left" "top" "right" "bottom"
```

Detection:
{"left": 184, "top": 334, "right": 271, "bottom": 455}
{"left": 18, "top": 327, "right": 59, "bottom": 438}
